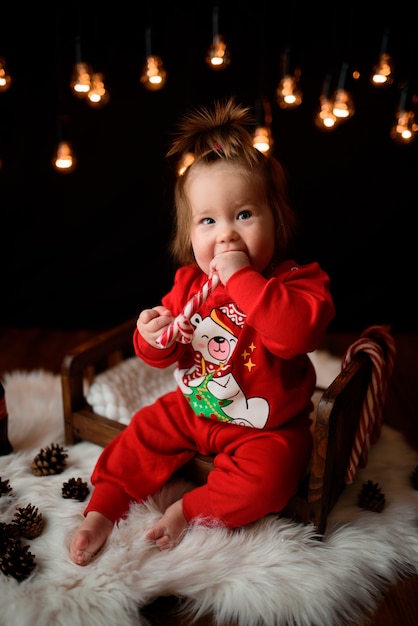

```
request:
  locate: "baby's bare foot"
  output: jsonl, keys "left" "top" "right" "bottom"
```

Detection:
{"left": 145, "top": 498, "right": 188, "bottom": 550}
{"left": 70, "top": 511, "right": 113, "bottom": 566}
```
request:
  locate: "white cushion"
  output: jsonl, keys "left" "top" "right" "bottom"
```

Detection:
{"left": 87, "top": 350, "right": 342, "bottom": 425}
{"left": 86, "top": 358, "right": 177, "bottom": 424}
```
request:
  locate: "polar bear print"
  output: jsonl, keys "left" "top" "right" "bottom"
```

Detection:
{"left": 174, "top": 305, "right": 269, "bottom": 429}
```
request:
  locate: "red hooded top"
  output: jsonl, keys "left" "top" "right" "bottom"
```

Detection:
{"left": 134, "top": 260, "right": 335, "bottom": 431}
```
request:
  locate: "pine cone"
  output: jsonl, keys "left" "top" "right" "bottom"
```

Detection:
{"left": 31, "top": 443, "right": 68, "bottom": 476}
{"left": 0, "top": 522, "right": 21, "bottom": 555}
{"left": 411, "top": 466, "right": 418, "bottom": 490}
{"left": 62, "top": 477, "right": 90, "bottom": 502}
{"left": 0, "top": 477, "right": 12, "bottom": 497}
{"left": 13, "top": 504, "right": 45, "bottom": 539}
{"left": 0, "top": 542, "right": 36, "bottom": 582}
{"left": 357, "top": 479, "right": 386, "bottom": 512}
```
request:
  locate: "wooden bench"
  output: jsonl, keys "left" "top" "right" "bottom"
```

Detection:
{"left": 60, "top": 318, "right": 390, "bottom": 536}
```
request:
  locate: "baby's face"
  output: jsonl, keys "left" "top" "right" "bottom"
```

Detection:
{"left": 187, "top": 161, "right": 276, "bottom": 276}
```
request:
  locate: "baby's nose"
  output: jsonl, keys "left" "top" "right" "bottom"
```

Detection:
{"left": 218, "top": 225, "right": 238, "bottom": 242}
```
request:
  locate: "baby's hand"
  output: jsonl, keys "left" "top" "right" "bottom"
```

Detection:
{"left": 137, "top": 306, "right": 174, "bottom": 347}
{"left": 210, "top": 250, "right": 250, "bottom": 285}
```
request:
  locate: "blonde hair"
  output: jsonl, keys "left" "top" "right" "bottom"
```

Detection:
{"left": 167, "top": 98, "right": 297, "bottom": 266}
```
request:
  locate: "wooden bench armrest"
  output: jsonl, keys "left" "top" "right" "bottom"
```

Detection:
{"left": 308, "top": 352, "right": 370, "bottom": 529}
{"left": 61, "top": 318, "right": 136, "bottom": 444}
{"left": 280, "top": 351, "right": 371, "bottom": 534}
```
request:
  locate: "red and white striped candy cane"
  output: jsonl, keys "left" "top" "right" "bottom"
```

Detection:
{"left": 156, "top": 273, "right": 220, "bottom": 349}
{"left": 342, "top": 325, "right": 396, "bottom": 484}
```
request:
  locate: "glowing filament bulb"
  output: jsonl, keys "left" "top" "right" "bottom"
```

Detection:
{"left": 372, "top": 53, "right": 394, "bottom": 86}
{"left": 87, "top": 73, "right": 109, "bottom": 107}
{"left": 276, "top": 75, "right": 302, "bottom": 109}
{"left": 253, "top": 126, "right": 273, "bottom": 154}
{"left": 53, "top": 141, "right": 76, "bottom": 172}
{"left": 332, "top": 89, "right": 354, "bottom": 119}
{"left": 206, "top": 34, "right": 230, "bottom": 69}
{"left": 332, "top": 63, "right": 354, "bottom": 120}
{"left": 391, "top": 110, "right": 418, "bottom": 143}
{"left": 0, "top": 57, "right": 12, "bottom": 92}
{"left": 140, "top": 55, "right": 167, "bottom": 91}
{"left": 206, "top": 5, "right": 230, "bottom": 70}
{"left": 70, "top": 62, "right": 91, "bottom": 97}
{"left": 178, "top": 152, "right": 195, "bottom": 176}
{"left": 315, "top": 97, "right": 337, "bottom": 130}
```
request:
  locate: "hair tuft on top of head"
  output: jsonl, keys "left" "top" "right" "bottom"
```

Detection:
{"left": 167, "top": 98, "right": 258, "bottom": 165}
{"left": 168, "top": 97, "right": 297, "bottom": 266}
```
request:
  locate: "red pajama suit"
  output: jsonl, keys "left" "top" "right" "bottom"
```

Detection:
{"left": 85, "top": 260, "right": 336, "bottom": 528}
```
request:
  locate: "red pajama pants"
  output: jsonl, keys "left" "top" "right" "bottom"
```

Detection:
{"left": 84, "top": 388, "right": 312, "bottom": 528}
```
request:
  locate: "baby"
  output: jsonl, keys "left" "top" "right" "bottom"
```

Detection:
{"left": 70, "top": 98, "right": 335, "bottom": 565}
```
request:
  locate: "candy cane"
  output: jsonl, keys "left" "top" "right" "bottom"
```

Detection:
{"left": 342, "top": 325, "right": 396, "bottom": 484}
{"left": 156, "top": 273, "right": 220, "bottom": 349}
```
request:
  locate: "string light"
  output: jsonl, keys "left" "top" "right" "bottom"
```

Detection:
{"left": 52, "top": 116, "right": 76, "bottom": 173}
{"left": 0, "top": 57, "right": 12, "bottom": 93}
{"left": 2, "top": 20, "right": 416, "bottom": 175}
{"left": 87, "top": 72, "right": 110, "bottom": 107}
{"left": 140, "top": 27, "right": 167, "bottom": 91}
{"left": 70, "top": 62, "right": 92, "bottom": 97}
{"left": 253, "top": 98, "right": 273, "bottom": 154}
{"left": 253, "top": 126, "right": 273, "bottom": 153}
{"left": 206, "top": 5, "right": 230, "bottom": 70}
{"left": 371, "top": 29, "right": 394, "bottom": 86}
{"left": 177, "top": 152, "right": 195, "bottom": 176}
{"left": 332, "top": 62, "right": 355, "bottom": 121}
{"left": 371, "top": 53, "right": 394, "bottom": 86}
{"left": 52, "top": 141, "right": 76, "bottom": 173}
{"left": 315, "top": 98, "right": 337, "bottom": 130}
{"left": 70, "top": 36, "right": 92, "bottom": 98}
{"left": 314, "top": 76, "right": 337, "bottom": 130}
{"left": 391, "top": 84, "right": 417, "bottom": 144}
{"left": 276, "top": 49, "right": 302, "bottom": 109}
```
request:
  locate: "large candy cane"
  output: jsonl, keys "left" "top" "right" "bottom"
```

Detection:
{"left": 156, "top": 273, "right": 220, "bottom": 349}
{"left": 342, "top": 325, "right": 396, "bottom": 484}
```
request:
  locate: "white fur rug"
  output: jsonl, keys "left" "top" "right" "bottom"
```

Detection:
{"left": 1, "top": 369, "right": 418, "bottom": 626}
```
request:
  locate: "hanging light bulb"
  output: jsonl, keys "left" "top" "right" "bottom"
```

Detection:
{"left": 140, "top": 27, "right": 167, "bottom": 91}
{"left": 276, "top": 75, "right": 302, "bottom": 108}
{"left": 371, "top": 53, "right": 394, "bottom": 86}
{"left": 332, "top": 89, "right": 354, "bottom": 120}
{"left": 177, "top": 152, "right": 195, "bottom": 176}
{"left": 0, "top": 57, "right": 12, "bottom": 92}
{"left": 371, "top": 29, "right": 394, "bottom": 86}
{"left": 314, "top": 75, "right": 337, "bottom": 131}
{"left": 391, "top": 84, "right": 417, "bottom": 144}
{"left": 315, "top": 97, "right": 337, "bottom": 130}
{"left": 391, "top": 110, "right": 417, "bottom": 143}
{"left": 140, "top": 55, "right": 167, "bottom": 90}
{"left": 87, "top": 72, "right": 110, "bottom": 107}
{"left": 70, "top": 62, "right": 92, "bottom": 97}
{"left": 332, "top": 62, "right": 354, "bottom": 120}
{"left": 253, "top": 98, "right": 273, "bottom": 154}
{"left": 52, "top": 141, "right": 76, "bottom": 173}
{"left": 253, "top": 126, "right": 273, "bottom": 153}
{"left": 276, "top": 49, "right": 302, "bottom": 109}
{"left": 70, "top": 36, "right": 92, "bottom": 97}
{"left": 206, "top": 34, "right": 230, "bottom": 69}
{"left": 52, "top": 116, "right": 76, "bottom": 173}
{"left": 206, "top": 5, "right": 230, "bottom": 70}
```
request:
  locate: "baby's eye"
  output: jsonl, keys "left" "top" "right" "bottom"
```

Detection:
{"left": 202, "top": 217, "right": 215, "bottom": 225}
{"left": 237, "top": 210, "right": 252, "bottom": 220}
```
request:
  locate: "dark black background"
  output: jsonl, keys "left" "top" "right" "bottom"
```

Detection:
{"left": 1, "top": 2, "right": 417, "bottom": 332}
